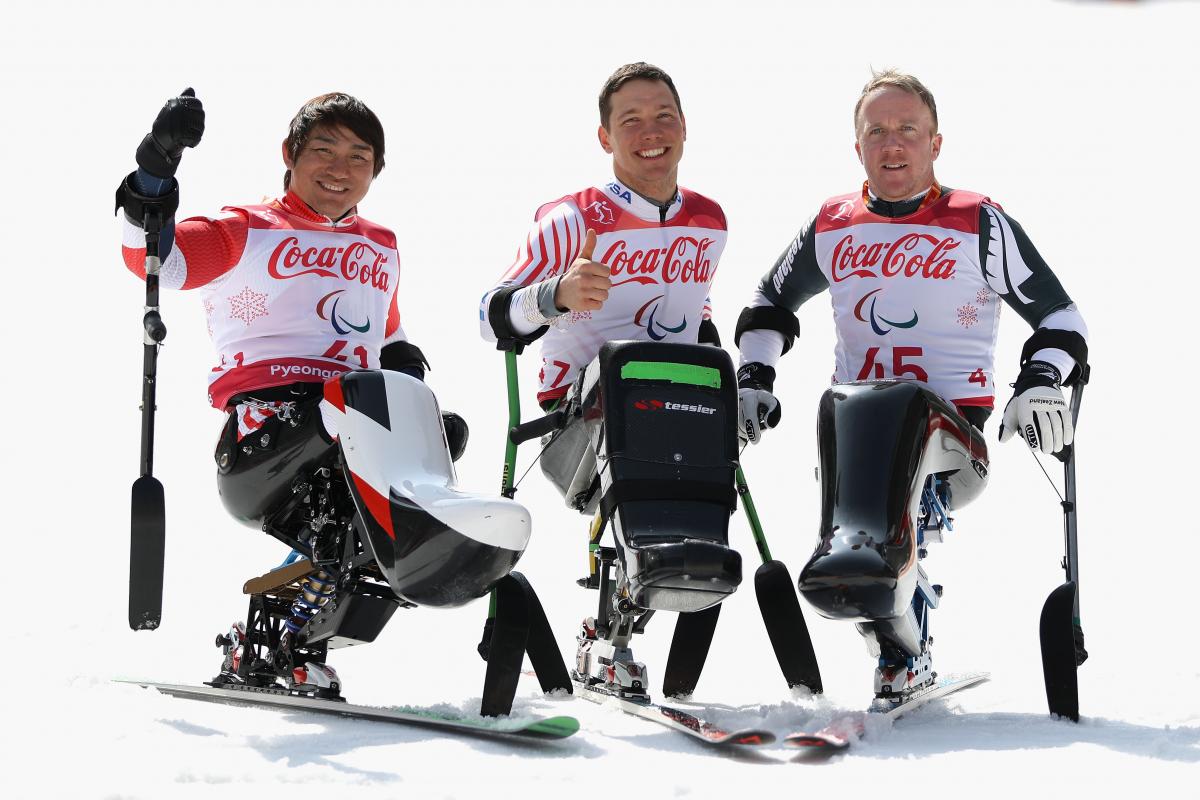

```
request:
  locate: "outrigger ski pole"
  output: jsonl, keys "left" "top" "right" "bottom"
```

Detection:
{"left": 129, "top": 204, "right": 169, "bottom": 631}
{"left": 735, "top": 464, "right": 823, "bottom": 694}
{"left": 473, "top": 344, "right": 573, "bottom": 708}
{"left": 1039, "top": 366, "right": 1090, "bottom": 721}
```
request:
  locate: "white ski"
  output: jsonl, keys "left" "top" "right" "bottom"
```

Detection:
{"left": 574, "top": 680, "right": 775, "bottom": 746}
{"left": 118, "top": 680, "right": 579, "bottom": 741}
{"left": 784, "top": 672, "right": 990, "bottom": 751}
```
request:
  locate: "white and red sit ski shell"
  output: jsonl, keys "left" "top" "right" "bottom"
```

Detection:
{"left": 321, "top": 371, "right": 531, "bottom": 607}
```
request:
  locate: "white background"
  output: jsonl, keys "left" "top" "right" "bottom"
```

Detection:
{"left": 2, "top": 0, "right": 1197, "bottom": 797}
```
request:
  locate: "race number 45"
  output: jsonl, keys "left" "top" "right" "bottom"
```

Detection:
{"left": 856, "top": 346, "right": 929, "bottom": 382}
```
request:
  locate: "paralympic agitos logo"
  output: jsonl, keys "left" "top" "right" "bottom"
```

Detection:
{"left": 633, "top": 295, "right": 687, "bottom": 341}
{"left": 317, "top": 290, "right": 370, "bottom": 335}
{"left": 268, "top": 236, "right": 391, "bottom": 293}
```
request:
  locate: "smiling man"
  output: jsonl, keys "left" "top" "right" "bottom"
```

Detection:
{"left": 478, "top": 63, "right": 730, "bottom": 695}
{"left": 116, "top": 91, "right": 438, "bottom": 695}
{"left": 480, "top": 62, "right": 727, "bottom": 409}
{"left": 118, "top": 91, "right": 429, "bottom": 410}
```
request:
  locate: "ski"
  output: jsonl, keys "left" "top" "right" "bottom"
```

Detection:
{"left": 573, "top": 680, "right": 774, "bottom": 746}
{"left": 118, "top": 680, "right": 580, "bottom": 741}
{"left": 784, "top": 672, "right": 989, "bottom": 751}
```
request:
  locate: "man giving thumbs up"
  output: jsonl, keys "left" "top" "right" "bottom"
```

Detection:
{"left": 480, "top": 61, "right": 728, "bottom": 410}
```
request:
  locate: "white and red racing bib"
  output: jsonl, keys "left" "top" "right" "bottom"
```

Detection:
{"left": 813, "top": 188, "right": 1000, "bottom": 407}
{"left": 201, "top": 203, "right": 403, "bottom": 408}
{"left": 485, "top": 178, "right": 727, "bottom": 404}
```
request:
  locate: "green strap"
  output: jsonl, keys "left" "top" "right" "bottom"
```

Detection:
{"left": 620, "top": 361, "right": 721, "bottom": 388}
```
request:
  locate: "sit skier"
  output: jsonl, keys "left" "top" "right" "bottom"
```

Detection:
{"left": 479, "top": 63, "right": 732, "bottom": 698}
{"left": 734, "top": 70, "right": 1090, "bottom": 702}
{"left": 117, "top": 90, "right": 459, "bottom": 696}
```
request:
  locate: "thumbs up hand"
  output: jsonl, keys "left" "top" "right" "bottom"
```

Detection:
{"left": 553, "top": 229, "right": 612, "bottom": 312}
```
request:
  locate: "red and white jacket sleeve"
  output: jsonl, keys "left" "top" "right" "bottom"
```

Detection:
{"left": 120, "top": 211, "right": 249, "bottom": 289}
{"left": 478, "top": 200, "right": 585, "bottom": 342}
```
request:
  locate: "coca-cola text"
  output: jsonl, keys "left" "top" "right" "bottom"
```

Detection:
{"left": 602, "top": 236, "right": 716, "bottom": 285}
{"left": 268, "top": 237, "right": 391, "bottom": 292}
{"left": 830, "top": 232, "right": 958, "bottom": 282}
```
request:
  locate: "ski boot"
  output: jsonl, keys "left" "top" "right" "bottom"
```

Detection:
{"left": 573, "top": 616, "right": 650, "bottom": 701}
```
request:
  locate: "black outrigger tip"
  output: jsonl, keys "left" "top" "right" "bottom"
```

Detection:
{"left": 129, "top": 475, "right": 166, "bottom": 630}
{"left": 663, "top": 603, "right": 722, "bottom": 698}
{"left": 1039, "top": 580, "right": 1080, "bottom": 722}
{"left": 756, "top": 560, "right": 823, "bottom": 694}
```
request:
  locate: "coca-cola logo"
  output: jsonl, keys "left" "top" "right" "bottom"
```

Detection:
{"left": 830, "top": 232, "right": 958, "bottom": 282}
{"left": 602, "top": 236, "right": 716, "bottom": 287}
{"left": 268, "top": 236, "right": 391, "bottom": 293}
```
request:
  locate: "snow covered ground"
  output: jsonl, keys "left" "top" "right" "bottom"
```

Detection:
{"left": 3, "top": 0, "right": 1198, "bottom": 797}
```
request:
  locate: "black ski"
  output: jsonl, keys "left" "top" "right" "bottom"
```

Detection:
{"left": 118, "top": 680, "right": 579, "bottom": 741}
{"left": 573, "top": 680, "right": 774, "bottom": 746}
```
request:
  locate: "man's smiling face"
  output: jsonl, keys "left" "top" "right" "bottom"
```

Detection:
{"left": 598, "top": 78, "right": 686, "bottom": 203}
{"left": 283, "top": 124, "right": 376, "bottom": 219}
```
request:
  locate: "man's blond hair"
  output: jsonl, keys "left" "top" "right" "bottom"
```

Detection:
{"left": 853, "top": 69, "right": 938, "bottom": 132}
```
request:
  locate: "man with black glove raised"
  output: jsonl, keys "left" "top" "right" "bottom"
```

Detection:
{"left": 115, "top": 90, "right": 458, "bottom": 695}
{"left": 735, "top": 69, "right": 1087, "bottom": 453}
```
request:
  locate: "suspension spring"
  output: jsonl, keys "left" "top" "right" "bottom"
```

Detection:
{"left": 285, "top": 569, "right": 337, "bottom": 635}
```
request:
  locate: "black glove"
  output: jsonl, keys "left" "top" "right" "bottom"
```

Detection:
{"left": 736, "top": 362, "right": 781, "bottom": 445}
{"left": 136, "top": 88, "right": 205, "bottom": 179}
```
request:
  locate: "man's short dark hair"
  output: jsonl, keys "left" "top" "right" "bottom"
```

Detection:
{"left": 598, "top": 62, "right": 682, "bottom": 129}
{"left": 283, "top": 93, "right": 386, "bottom": 190}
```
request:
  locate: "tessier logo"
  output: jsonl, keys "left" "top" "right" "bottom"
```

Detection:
{"left": 268, "top": 236, "right": 391, "bottom": 293}
{"left": 634, "top": 399, "right": 664, "bottom": 411}
{"left": 603, "top": 236, "right": 716, "bottom": 286}
{"left": 830, "top": 232, "right": 959, "bottom": 283}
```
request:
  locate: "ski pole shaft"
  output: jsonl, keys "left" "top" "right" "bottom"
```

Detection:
{"left": 735, "top": 464, "right": 772, "bottom": 563}
{"left": 487, "top": 349, "right": 523, "bottom": 632}
{"left": 1063, "top": 378, "right": 1086, "bottom": 619}
{"left": 139, "top": 208, "right": 167, "bottom": 477}
{"left": 501, "top": 350, "right": 520, "bottom": 498}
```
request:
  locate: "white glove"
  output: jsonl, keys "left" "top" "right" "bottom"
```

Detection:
{"left": 999, "top": 361, "right": 1073, "bottom": 454}
{"left": 738, "top": 387, "right": 781, "bottom": 445}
